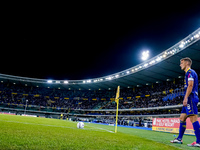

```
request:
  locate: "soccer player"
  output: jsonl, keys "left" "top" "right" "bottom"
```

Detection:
{"left": 170, "top": 57, "right": 200, "bottom": 147}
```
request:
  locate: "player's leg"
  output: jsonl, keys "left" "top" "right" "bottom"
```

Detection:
{"left": 177, "top": 113, "right": 187, "bottom": 141}
{"left": 170, "top": 110, "right": 187, "bottom": 144}
{"left": 187, "top": 99, "right": 200, "bottom": 147}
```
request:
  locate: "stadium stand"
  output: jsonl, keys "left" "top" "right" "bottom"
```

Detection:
{"left": 0, "top": 77, "right": 199, "bottom": 113}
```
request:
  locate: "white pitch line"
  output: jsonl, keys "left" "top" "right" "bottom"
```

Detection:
{"left": 0, "top": 120, "right": 77, "bottom": 129}
{"left": 84, "top": 123, "right": 114, "bottom": 133}
{"left": 0, "top": 120, "right": 114, "bottom": 133}
{"left": 65, "top": 121, "right": 114, "bottom": 133}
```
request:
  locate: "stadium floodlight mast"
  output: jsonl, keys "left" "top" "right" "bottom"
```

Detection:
{"left": 141, "top": 50, "right": 149, "bottom": 61}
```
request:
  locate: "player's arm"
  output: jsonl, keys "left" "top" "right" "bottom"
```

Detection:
{"left": 183, "top": 80, "right": 194, "bottom": 106}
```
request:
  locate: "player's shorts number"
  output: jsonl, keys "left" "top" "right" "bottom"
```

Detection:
{"left": 187, "top": 104, "right": 190, "bottom": 110}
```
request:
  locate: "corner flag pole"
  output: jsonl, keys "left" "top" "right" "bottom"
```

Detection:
{"left": 115, "top": 86, "right": 120, "bottom": 133}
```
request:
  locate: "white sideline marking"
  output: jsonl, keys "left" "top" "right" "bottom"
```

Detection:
{"left": 84, "top": 123, "right": 114, "bottom": 133}
{"left": 0, "top": 120, "right": 114, "bottom": 133}
{"left": 0, "top": 119, "right": 76, "bottom": 129}
{"left": 65, "top": 121, "right": 114, "bottom": 133}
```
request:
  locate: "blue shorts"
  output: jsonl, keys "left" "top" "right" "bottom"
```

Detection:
{"left": 181, "top": 96, "right": 199, "bottom": 116}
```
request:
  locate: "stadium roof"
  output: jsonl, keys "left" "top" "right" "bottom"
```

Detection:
{"left": 0, "top": 28, "right": 200, "bottom": 90}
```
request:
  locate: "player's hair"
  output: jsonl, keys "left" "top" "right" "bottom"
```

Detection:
{"left": 180, "top": 57, "right": 192, "bottom": 67}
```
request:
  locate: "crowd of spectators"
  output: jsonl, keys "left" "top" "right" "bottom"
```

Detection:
{"left": 0, "top": 77, "right": 199, "bottom": 112}
{"left": 103, "top": 94, "right": 183, "bottom": 110}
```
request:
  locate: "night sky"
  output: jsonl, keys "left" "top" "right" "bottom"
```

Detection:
{"left": 1, "top": 2, "right": 200, "bottom": 80}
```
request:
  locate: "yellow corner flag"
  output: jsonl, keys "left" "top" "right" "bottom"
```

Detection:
{"left": 115, "top": 86, "right": 120, "bottom": 133}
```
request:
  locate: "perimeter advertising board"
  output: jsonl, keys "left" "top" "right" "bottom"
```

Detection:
{"left": 152, "top": 118, "right": 200, "bottom": 135}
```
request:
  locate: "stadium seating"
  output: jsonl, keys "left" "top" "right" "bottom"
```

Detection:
{"left": 0, "top": 77, "right": 198, "bottom": 116}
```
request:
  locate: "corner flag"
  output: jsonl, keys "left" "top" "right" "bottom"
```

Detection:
{"left": 115, "top": 86, "right": 120, "bottom": 133}
{"left": 115, "top": 86, "right": 120, "bottom": 103}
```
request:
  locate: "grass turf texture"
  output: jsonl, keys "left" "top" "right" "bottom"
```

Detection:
{"left": 0, "top": 114, "right": 197, "bottom": 150}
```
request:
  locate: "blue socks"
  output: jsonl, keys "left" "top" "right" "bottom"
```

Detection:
{"left": 193, "top": 121, "right": 200, "bottom": 143}
{"left": 177, "top": 120, "right": 186, "bottom": 140}
{"left": 177, "top": 120, "right": 200, "bottom": 143}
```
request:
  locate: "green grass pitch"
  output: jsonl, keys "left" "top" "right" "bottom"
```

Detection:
{"left": 0, "top": 114, "right": 197, "bottom": 150}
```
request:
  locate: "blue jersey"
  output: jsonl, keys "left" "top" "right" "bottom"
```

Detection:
{"left": 184, "top": 68, "right": 199, "bottom": 101}
{"left": 181, "top": 68, "right": 199, "bottom": 115}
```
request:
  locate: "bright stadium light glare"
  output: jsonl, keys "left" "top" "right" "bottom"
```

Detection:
{"left": 87, "top": 80, "right": 91, "bottom": 83}
{"left": 47, "top": 80, "right": 52, "bottom": 83}
{"left": 56, "top": 81, "right": 60, "bottom": 83}
{"left": 179, "top": 41, "right": 185, "bottom": 48}
{"left": 141, "top": 50, "right": 149, "bottom": 61}
{"left": 106, "top": 76, "right": 112, "bottom": 80}
{"left": 64, "top": 81, "right": 68, "bottom": 84}
{"left": 115, "top": 74, "right": 119, "bottom": 78}
{"left": 194, "top": 34, "right": 199, "bottom": 38}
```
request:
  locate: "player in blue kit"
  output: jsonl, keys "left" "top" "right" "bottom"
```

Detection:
{"left": 170, "top": 57, "right": 200, "bottom": 147}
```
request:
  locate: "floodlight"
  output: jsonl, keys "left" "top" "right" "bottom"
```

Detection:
{"left": 156, "top": 57, "right": 161, "bottom": 62}
{"left": 144, "top": 63, "right": 148, "bottom": 67}
{"left": 141, "top": 50, "right": 149, "bottom": 61}
{"left": 194, "top": 34, "right": 199, "bottom": 38}
{"left": 64, "top": 81, "right": 68, "bottom": 84}
{"left": 47, "top": 80, "right": 52, "bottom": 83}
{"left": 179, "top": 44, "right": 184, "bottom": 48}
{"left": 106, "top": 76, "right": 112, "bottom": 80}
{"left": 149, "top": 60, "right": 155, "bottom": 65}
{"left": 115, "top": 74, "right": 119, "bottom": 78}
{"left": 87, "top": 80, "right": 91, "bottom": 83}
{"left": 179, "top": 41, "right": 185, "bottom": 48}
